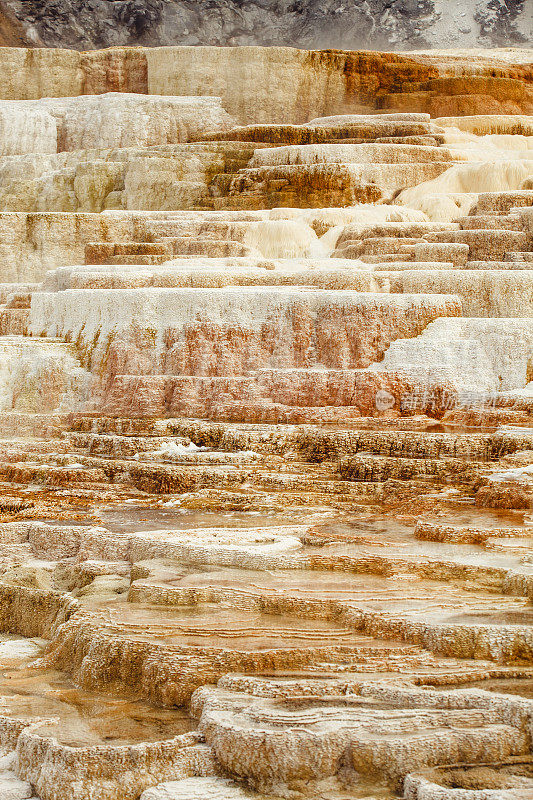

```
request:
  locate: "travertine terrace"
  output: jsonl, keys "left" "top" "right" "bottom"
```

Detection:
{"left": 0, "top": 44, "right": 530, "bottom": 800}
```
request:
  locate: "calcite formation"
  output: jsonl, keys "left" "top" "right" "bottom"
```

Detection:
{"left": 0, "top": 43, "right": 530, "bottom": 800}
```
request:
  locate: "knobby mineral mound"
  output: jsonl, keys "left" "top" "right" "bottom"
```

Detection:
{"left": 0, "top": 43, "right": 530, "bottom": 800}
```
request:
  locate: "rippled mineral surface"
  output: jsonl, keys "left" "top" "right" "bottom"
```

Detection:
{"left": 0, "top": 43, "right": 531, "bottom": 800}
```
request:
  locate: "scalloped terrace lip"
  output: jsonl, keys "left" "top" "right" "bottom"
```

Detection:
{"left": 0, "top": 40, "right": 530, "bottom": 800}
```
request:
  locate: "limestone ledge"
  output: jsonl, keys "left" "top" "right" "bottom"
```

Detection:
{"left": 29, "top": 288, "right": 461, "bottom": 388}
{"left": 376, "top": 318, "right": 533, "bottom": 393}
{"left": 9, "top": 716, "right": 213, "bottom": 800}
{"left": 0, "top": 93, "right": 234, "bottom": 158}
{"left": 0, "top": 145, "right": 236, "bottom": 214}
{"left": 0, "top": 47, "right": 529, "bottom": 123}
{"left": 404, "top": 764, "right": 533, "bottom": 799}
{"left": 0, "top": 206, "right": 429, "bottom": 282}
{"left": 191, "top": 681, "right": 533, "bottom": 787}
